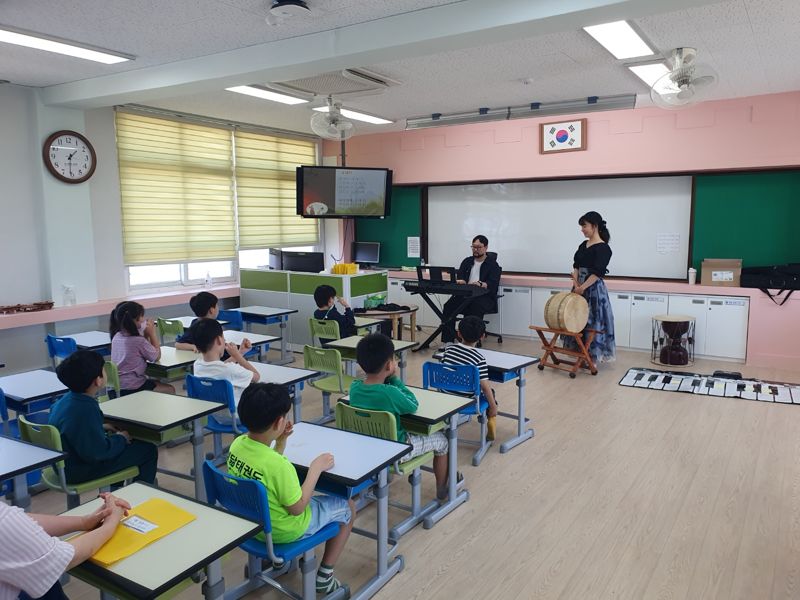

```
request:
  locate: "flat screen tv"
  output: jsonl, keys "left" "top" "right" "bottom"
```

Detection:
{"left": 296, "top": 166, "right": 392, "bottom": 218}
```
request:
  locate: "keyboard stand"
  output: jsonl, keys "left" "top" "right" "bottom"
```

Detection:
{"left": 412, "top": 292, "right": 476, "bottom": 352}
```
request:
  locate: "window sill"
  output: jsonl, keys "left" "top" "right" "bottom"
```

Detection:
{"left": 0, "top": 284, "right": 240, "bottom": 331}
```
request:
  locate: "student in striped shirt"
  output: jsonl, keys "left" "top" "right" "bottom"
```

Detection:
{"left": 441, "top": 316, "right": 498, "bottom": 440}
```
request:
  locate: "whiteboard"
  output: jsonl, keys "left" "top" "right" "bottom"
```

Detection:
{"left": 427, "top": 176, "right": 692, "bottom": 279}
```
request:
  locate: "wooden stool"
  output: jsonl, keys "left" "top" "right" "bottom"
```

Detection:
{"left": 530, "top": 325, "right": 601, "bottom": 378}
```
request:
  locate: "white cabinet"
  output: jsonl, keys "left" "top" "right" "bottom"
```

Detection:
{"left": 706, "top": 297, "right": 749, "bottom": 360}
{"left": 667, "top": 295, "right": 708, "bottom": 355}
{"left": 609, "top": 292, "right": 632, "bottom": 347}
{"left": 500, "top": 287, "right": 533, "bottom": 337}
{"left": 387, "top": 278, "right": 415, "bottom": 307}
{"left": 629, "top": 293, "right": 668, "bottom": 350}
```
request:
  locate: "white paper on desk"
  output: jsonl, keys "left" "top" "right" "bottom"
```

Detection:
{"left": 407, "top": 237, "right": 420, "bottom": 258}
{"left": 662, "top": 376, "right": 683, "bottom": 392}
{"left": 620, "top": 369, "right": 645, "bottom": 387}
{"left": 122, "top": 515, "right": 158, "bottom": 534}
{"left": 657, "top": 233, "right": 680, "bottom": 255}
{"left": 774, "top": 385, "right": 793, "bottom": 404}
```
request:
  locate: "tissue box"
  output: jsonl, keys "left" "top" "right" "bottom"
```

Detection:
{"left": 701, "top": 259, "right": 741, "bottom": 287}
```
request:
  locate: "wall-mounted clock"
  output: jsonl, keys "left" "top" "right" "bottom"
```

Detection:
{"left": 42, "top": 130, "right": 97, "bottom": 183}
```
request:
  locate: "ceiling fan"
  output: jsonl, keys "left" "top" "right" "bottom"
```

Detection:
{"left": 650, "top": 47, "right": 718, "bottom": 109}
{"left": 265, "top": 0, "right": 324, "bottom": 26}
{"left": 310, "top": 96, "right": 355, "bottom": 140}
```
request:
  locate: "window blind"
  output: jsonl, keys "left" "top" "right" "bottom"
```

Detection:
{"left": 116, "top": 111, "right": 236, "bottom": 265}
{"left": 234, "top": 130, "right": 318, "bottom": 249}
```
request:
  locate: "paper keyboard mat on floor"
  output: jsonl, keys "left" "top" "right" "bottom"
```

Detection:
{"left": 619, "top": 368, "right": 800, "bottom": 404}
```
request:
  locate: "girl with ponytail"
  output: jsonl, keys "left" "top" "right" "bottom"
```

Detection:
{"left": 110, "top": 301, "right": 175, "bottom": 396}
{"left": 566, "top": 211, "right": 616, "bottom": 363}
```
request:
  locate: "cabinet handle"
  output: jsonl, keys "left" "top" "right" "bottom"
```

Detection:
{"left": 710, "top": 300, "right": 723, "bottom": 306}
{"left": 390, "top": 281, "right": 399, "bottom": 286}
{"left": 550, "top": 291, "right": 560, "bottom": 295}
{"left": 503, "top": 288, "right": 513, "bottom": 293}
{"left": 691, "top": 299, "right": 705, "bottom": 304}
{"left": 633, "top": 295, "right": 645, "bottom": 300}
{"left": 617, "top": 295, "right": 629, "bottom": 299}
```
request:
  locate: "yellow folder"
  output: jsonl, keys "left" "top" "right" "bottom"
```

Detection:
{"left": 89, "top": 497, "right": 196, "bottom": 566}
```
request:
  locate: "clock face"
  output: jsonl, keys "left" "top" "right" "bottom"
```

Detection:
{"left": 43, "top": 130, "right": 97, "bottom": 183}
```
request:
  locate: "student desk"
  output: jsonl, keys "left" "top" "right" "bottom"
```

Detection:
{"left": 66, "top": 330, "right": 112, "bottom": 353}
{"left": 173, "top": 316, "right": 229, "bottom": 329}
{"left": 99, "top": 391, "right": 224, "bottom": 501}
{"left": 223, "top": 330, "right": 280, "bottom": 362}
{"left": 0, "top": 435, "right": 65, "bottom": 510}
{"left": 233, "top": 306, "right": 298, "bottom": 365}
{"left": 325, "top": 336, "right": 418, "bottom": 382}
{"left": 342, "top": 387, "right": 472, "bottom": 535}
{"left": 283, "top": 423, "right": 410, "bottom": 600}
{"left": 0, "top": 369, "right": 67, "bottom": 416}
{"left": 146, "top": 346, "right": 198, "bottom": 379}
{"left": 251, "top": 362, "right": 319, "bottom": 424}
{"left": 437, "top": 348, "right": 539, "bottom": 454}
{"left": 62, "top": 482, "right": 260, "bottom": 600}
{"left": 360, "top": 305, "right": 418, "bottom": 341}
{"left": 354, "top": 316, "right": 386, "bottom": 333}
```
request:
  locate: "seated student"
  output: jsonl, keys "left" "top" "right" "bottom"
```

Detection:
{"left": 349, "top": 333, "right": 455, "bottom": 500}
{"left": 49, "top": 350, "right": 159, "bottom": 484}
{"left": 0, "top": 493, "right": 130, "bottom": 600}
{"left": 228, "top": 383, "right": 355, "bottom": 595}
{"left": 175, "top": 291, "right": 252, "bottom": 357}
{"left": 441, "top": 315, "right": 499, "bottom": 440}
{"left": 313, "top": 285, "right": 356, "bottom": 344}
{"left": 110, "top": 301, "right": 175, "bottom": 396}
{"left": 192, "top": 318, "right": 260, "bottom": 425}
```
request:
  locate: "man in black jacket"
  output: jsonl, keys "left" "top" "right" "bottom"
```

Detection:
{"left": 441, "top": 235, "right": 502, "bottom": 343}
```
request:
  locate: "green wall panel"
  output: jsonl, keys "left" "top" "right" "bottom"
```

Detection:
{"left": 355, "top": 186, "right": 422, "bottom": 268}
{"left": 289, "top": 273, "right": 341, "bottom": 295}
{"left": 692, "top": 170, "right": 800, "bottom": 270}
{"left": 240, "top": 269, "right": 289, "bottom": 292}
{"left": 350, "top": 272, "right": 388, "bottom": 297}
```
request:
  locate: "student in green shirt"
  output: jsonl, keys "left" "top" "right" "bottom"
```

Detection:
{"left": 227, "top": 383, "right": 355, "bottom": 595}
{"left": 349, "top": 333, "right": 455, "bottom": 500}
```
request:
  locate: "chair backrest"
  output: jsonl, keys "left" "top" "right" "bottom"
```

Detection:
{"left": 308, "top": 318, "right": 340, "bottom": 344}
{"left": 422, "top": 362, "right": 481, "bottom": 399}
{"left": 335, "top": 402, "right": 398, "bottom": 442}
{"left": 0, "top": 389, "right": 9, "bottom": 436}
{"left": 185, "top": 374, "right": 236, "bottom": 415}
{"left": 18, "top": 416, "right": 67, "bottom": 470}
{"left": 303, "top": 345, "right": 346, "bottom": 391}
{"left": 98, "top": 361, "right": 121, "bottom": 403}
{"left": 217, "top": 310, "right": 243, "bottom": 330}
{"left": 45, "top": 335, "right": 77, "bottom": 366}
{"left": 203, "top": 460, "right": 271, "bottom": 533}
{"left": 156, "top": 318, "right": 185, "bottom": 344}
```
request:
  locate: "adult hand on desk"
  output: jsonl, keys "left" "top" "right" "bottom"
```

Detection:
{"left": 456, "top": 279, "right": 466, "bottom": 285}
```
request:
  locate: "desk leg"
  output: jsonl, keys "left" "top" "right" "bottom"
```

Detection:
{"left": 11, "top": 474, "right": 31, "bottom": 511}
{"left": 192, "top": 418, "right": 206, "bottom": 501}
{"left": 410, "top": 311, "right": 417, "bottom": 342}
{"left": 202, "top": 559, "right": 225, "bottom": 600}
{"left": 292, "top": 383, "right": 302, "bottom": 424}
{"left": 390, "top": 317, "right": 399, "bottom": 340}
{"left": 424, "top": 413, "right": 469, "bottom": 528}
{"left": 499, "top": 367, "right": 534, "bottom": 453}
{"left": 277, "top": 316, "right": 293, "bottom": 365}
{"left": 398, "top": 350, "right": 407, "bottom": 383}
{"left": 351, "top": 467, "right": 404, "bottom": 600}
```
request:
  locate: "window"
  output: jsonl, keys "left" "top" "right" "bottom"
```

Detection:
{"left": 116, "top": 109, "right": 319, "bottom": 290}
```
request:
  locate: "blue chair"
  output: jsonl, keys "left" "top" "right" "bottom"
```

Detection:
{"left": 185, "top": 374, "right": 244, "bottom": 463}
{"left": 45, "top": 335, "right": 77, "bottom": 369}
{"left": 218, "top": 310, "right": 262, "bottom": 360}
{"left": 422, "top": 362, "right": 492, "bottom": 466}
{"left": 0, "top": 388, "right": 9, "bottom": 437}
{"left": 203, "top": 460, "right": 347, "bottom": 600}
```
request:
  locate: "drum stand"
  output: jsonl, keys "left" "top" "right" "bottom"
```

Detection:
{"left": 529, "top": 325, "right": 600, "bottom": 378}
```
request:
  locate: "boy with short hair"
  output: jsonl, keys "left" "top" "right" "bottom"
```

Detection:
{"left": 313, "top": 285, "right": 356, "bottom": 344}
{"left": 441, "top": 316, "right": 499, "bottom": 440}
{"left": 349, "top": 333, "right": 454, "bottom": 500}
{"left": 175, "top": 291, "right": 232, "bottom": 352}
{"left": 192, "top": 318, "right": 260, "bottom": 424}
{"left": 228, "top": 383, "right": 355, "bottom": 594}
{"left": 48, "top": 350, "right": 158, "bottom": 484}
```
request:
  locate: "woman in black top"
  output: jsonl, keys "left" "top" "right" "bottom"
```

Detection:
{"left": 566, "top": 211, "right": 616, "bottom": 363}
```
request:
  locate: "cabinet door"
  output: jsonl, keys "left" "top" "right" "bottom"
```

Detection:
{"left": 500, "top": 287, "right": 533, "bottom": 337}
{"left": 609, "top": 292, "right": 632, "bottom": 347}
{"left": 629, "top": 294, "right": 668, "bottom": 350}
{"left": 705, "top": 297, "right": 749, "bottom": 360}
{"left": 667, "top": 295, "right": 708, "bottom": 355}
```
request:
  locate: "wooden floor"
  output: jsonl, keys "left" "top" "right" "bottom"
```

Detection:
{"left": 31, "top": 331, "right": 800, "bottom": 600}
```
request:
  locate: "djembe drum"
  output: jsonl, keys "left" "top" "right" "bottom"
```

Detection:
{"left": 651, "top": 314, "right": 695, "bottom": 366}
{"left": 544, "top": 292, "right": 589, "bottom": 333}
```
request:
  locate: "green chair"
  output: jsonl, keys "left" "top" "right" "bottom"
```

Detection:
{"left": 156, "top": 317, "right": 185, "bottom": 345}
{"left": 303, "top": 345, "right": 356, "bottom": 424}
{"left": 335, "top": 403, "right": 437, "bottom": 541}
{"left": 18, "top": 416, "right": 139, "bottom": 510}
{"left": 98, "top": 360, "right": 121, "bottom": 403}
{"left": 309, "top": 318, "right": 358, "bottom": 375}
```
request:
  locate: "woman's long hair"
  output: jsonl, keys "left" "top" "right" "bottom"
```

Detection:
{"left": 579, "top": 211, "right": 610, "bottom": 243}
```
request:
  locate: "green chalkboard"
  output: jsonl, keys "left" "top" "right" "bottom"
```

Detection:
{"left": 355, "top": 186, "right": 422, "bottom": 268}
{"left": 692, "top": 170, "right": 800, "bottom": 271}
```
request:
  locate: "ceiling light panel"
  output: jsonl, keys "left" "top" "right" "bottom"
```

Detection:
{"left": 0, "top": 27, "right": 131, "bottom": 64}
{"left": 583, "top": 21, "right": 654, "bottom": 59}
{"left": 313, "top": 106, "right": 392, "bottom": 124}
{"left": 628, "top": 63, "right": 670, "bottom": 87}
{"left": 226, "top": 85, "right": 308, "bottom": 105}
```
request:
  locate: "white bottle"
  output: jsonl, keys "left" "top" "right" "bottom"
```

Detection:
{"left": 62, "top": 284, "right": 76, "bottom": 306}
{"left": 204, "top": 272, "right": 212, "bottom": 288}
